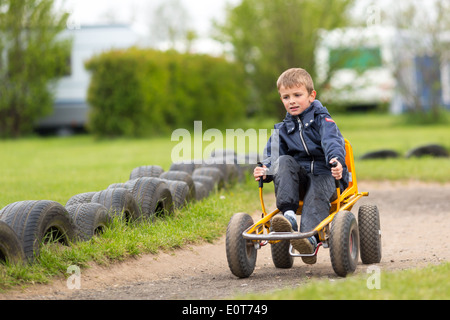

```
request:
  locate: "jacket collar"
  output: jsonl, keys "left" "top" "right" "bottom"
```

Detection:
{"left": 284, "top": 101, "right": 320, "bottom": 134}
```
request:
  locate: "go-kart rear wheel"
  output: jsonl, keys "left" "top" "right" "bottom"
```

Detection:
{"left": 329, "top": 210, "right": 359, "bottom": 277}
{"left": 226, "top": 212, "right": 257, "bottom": 278}
{"left": 358, "top": 204, "right": 382, "bottom": 264}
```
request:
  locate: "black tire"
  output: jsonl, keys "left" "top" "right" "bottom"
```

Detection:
{"left": 91, "top": 188, "right": 141, "bottom": 222}
{"left": 192, "top": 167, "right": 225, "bottom": 190}
{"left": 164, "top": 180, "right": 190, "bottom": 209}
{"left": 169, "top": 162, "right": 196, "bottom": 175}
{"left": 125, "top": 178, "right": 174, "bottom": 219}
{"left": 270, "top": 221, "right": 294, "bottom": 268}
{"left": 66, "top": 203, "right": 110, "bottom": 241}
{"left": 129, "top": 165, "right": 164, "bottom": 180}
{"left": 193, "top": 182, "right": 208, "bottom": 201}
{"left": 160, "top": 170, "right": 195, "bottom": 201}
{"left": 406, "top": 144, "right": 449, "bottom": 158}
{"left": 107, "top": 183, "right": 127, "bottom": 189}
{"left": 226, "top": 212, "right": 257, "bottom": 278}
{"left": 0, "top": 200, "right": 75, "bottom": 262}
{"left": 0, "top": 221, "right": 26, "bottom": 265}
{"left": 329, "top": 210, "right": 359, "bottom": 277}
{"left": 193, "top": 175, "right": 214, "bottom": 194}
{"left": 65, "top": 192, "right": 96, "bottom": 207}
{"left": 358, "top": 204, "right": 382, "bottom": 264}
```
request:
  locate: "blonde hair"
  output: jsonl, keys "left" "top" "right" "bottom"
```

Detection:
{"left": 277, "top": 68, "right": 315, "bottom": 94}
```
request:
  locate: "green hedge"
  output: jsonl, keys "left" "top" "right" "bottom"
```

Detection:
{"left": 85, "top": 48, "right": 248, "bottom": 137}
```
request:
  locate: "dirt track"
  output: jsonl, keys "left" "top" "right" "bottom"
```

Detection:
{"left": 1, "top": 181, "right": 449, "bottom": 300}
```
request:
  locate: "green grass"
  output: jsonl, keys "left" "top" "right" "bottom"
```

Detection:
{"left": 239, "top": 262, "right": 450, "bottom": 300}
{"left": 0, "top": 112, "right": 449, "bottom": 291}
{"left": 0, "top": 177, "right": 262, "bottom": 290}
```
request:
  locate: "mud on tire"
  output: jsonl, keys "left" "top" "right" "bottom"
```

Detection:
{"left": 226, "top": 212, "right": 257, "bottom": 278}
{"left": 329, "top": 210, "right": 359, "bottom": 277}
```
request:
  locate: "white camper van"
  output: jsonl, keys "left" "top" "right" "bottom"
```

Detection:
{"left": 37, "top": 25, "right": 140, "bottom": 133}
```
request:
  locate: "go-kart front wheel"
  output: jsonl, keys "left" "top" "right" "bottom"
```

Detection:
{"left": 329, "top": 210, "right": 359, "bottom": 277}
{"left": 226, "top": 212, "right": 257, "bottom": 278}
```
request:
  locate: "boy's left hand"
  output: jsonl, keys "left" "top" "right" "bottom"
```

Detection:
{"left": 329, "top": 158, "right": 343, "bottom": 180}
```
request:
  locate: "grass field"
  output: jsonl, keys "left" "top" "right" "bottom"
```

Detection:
{"left": 239, "top": 262, "right": 450, "bottom": 300}
{"left": 0, "top": 113, "right": 449, "bottom": 295}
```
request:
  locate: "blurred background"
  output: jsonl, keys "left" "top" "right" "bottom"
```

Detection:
{"left": 0, "top": 0, "right": 449, "bottom": 137}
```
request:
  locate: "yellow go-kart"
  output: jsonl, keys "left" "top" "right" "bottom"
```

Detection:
{"left": 226, "top": 139, "right": 381, "bottom": 278}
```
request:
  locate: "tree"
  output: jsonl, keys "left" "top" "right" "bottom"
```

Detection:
{"left": 214, "top": 0, "right": 355, "bottom": 118}
{"left": 0, "top": 0, "right": 72, "bottom": 137}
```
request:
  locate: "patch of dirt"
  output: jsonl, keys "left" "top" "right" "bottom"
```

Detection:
{"left": 1, "top": 181, "right": 449, "bottom": 300}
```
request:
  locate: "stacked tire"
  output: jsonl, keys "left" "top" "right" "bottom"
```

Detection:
{"left": 0, "top": 149, "right": 261, "bottom": 265}
{"left": 0, "top": 201, "right": 75, "bottom": 262}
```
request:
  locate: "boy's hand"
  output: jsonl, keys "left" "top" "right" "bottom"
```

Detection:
{"left": 254, "top": 165, "right": 267, "bottom": 181}
{"left": 330, "top": 158, "right": 343, "bottom": 180}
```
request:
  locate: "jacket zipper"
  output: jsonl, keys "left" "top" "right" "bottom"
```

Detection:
{"left": 297, "top": 117, "right": 314, "bottom": 174}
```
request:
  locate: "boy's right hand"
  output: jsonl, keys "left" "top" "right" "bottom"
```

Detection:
{"left": 253, "top": 165, "right": 267, "bottom": 181}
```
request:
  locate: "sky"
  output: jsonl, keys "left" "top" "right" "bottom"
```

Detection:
{"left": 54, "top": 0, "right": 436, "bottom": 54}
{"left": 56, "top": 0, "right": 240, "bottom": 51}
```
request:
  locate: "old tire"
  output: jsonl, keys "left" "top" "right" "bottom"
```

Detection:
{"left": 160, "top": 170, "right": 195, "bottom": 202}
{"left": 0, "top": 200, "right": 75, "bottom": 261}
{"left": 329, "top": 210, "right": 359, "bottom": 277}
{"left": 192, "top": 167, "right": 225, "bottom": 190}
{"left": 226, "top": 212, "right": 257, "bottom": 278}
{"left": 163, "top": 180, "right": 190, "bottom": 209}
{"left": 193, "top": 182, "right": 208, "bottom": 201}
{"left": 65, "top": 192, "right": 96, "bottom": 207}
{"left": 129, "top": 165, "right": 164, "bottom": 180}
{"left": 91, "top": 188, "right": 141, "bottom": 222}
{"left": 0, "top": 221, "right": 26, "bottom": 265}
{"left": 125, "top": 178, "right": 174, "bottom": 219}
{"left": 358, "top": 204, "right": 382, "bottom": 264}
{"left": 66, "top": 203, "right": 110, "bottom": 241}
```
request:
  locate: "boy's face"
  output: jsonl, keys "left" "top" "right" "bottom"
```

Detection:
{"left": 279, "top": 85, "right": 316, "bottom": 116}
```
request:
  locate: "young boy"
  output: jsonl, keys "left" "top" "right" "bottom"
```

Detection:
{"left": 254, "top": 68, "right": 348, "bottom": 264}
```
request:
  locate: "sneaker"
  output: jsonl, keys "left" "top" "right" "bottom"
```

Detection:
{"left": 271, "top": 213, "right": 293, "bottom": 233}
{"left": 291, "top": 236, "right": 317, "bottom": 265}
{"left": 283, "top": 210, "right": 298, "bottom": 232}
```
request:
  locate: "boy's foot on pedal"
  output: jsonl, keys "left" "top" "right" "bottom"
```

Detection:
{"left": 291, "top": 236, "right": 317, "bottom": 265}
{"left": 271, "top": 210, "right": 298, "bottom": 232}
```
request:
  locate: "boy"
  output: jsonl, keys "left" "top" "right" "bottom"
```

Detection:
{"left": 254, "top": 68, "right": 348, "bottom": 264}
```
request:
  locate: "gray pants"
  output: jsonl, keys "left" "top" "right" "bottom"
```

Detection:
{"left": 272, "top": 155, "right": 337, "bottom": 232}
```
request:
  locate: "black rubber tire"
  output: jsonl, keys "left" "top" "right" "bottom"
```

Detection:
{"left": 226, "top": 212, "right": 257, "bottom": 278}
{"left": 65, "top": 192, "right": 96, "bottom": 207}
{"left": 0, "top": 221, "right": 26, "bottom": 265}
{"left": 125, "top": 178, "right": 174, "bottom": 219}
{"left": 163, "top": 180, "right": 190, "bottom": 209}
{"left": 169, "top": 162, "right": 196, "bottom": 175}
{"left": 270, "top": 222, "right": 294, "bottom": 269}
{"left": 160, "top": 170, "right": 195, "bottom": 201}
{"left": 192, "top": 167, "right": 225, "bottom": 190}
{"left": 91, "top": 188, "right": 141, "bottom": 222}
{"left": 66, "top": 203, "right": 110, "bottom": 241}
{"left": 0, "top": 200, "right": 75, "bottom": 262}
{"left": 129, "top": 165, "right": 164, "bottom": 180}
{"left": 329, "top": 210, "right": 359, "bottom": 277}
{"left": 358, "top": 204, "right": 382, "bottom": 264}
{"left": 406, "top": 144, "right": 449, "bottom": 158}
{"left": 193, "top": 175, "right": 214, "bottom": 194}
{"left": 193, "top": 181, "right": 208, "bottom": 201}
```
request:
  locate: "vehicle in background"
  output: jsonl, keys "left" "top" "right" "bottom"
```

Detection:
{"left": 36, "top": 25, "right": 140, "bottom": 135}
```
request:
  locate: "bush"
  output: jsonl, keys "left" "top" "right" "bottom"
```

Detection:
{"left": 85, "top": 48, "right": 248, "bottom": 137}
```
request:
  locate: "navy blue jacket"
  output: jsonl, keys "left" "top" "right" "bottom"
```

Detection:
{"left": 262, "top": 100, "right": 348, "bottom": 189}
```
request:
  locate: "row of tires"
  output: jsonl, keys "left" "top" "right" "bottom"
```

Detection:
{"left": 0, "top": 150, "right": 259, "bottom": 265}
